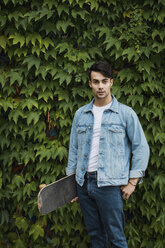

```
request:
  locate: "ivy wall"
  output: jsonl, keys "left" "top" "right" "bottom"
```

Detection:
{"left": 0, "top": 0, "right": 165, "bottom": 247}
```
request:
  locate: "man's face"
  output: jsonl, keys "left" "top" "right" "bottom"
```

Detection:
{"left": 89, "top": 71, "right": 113, "bottom": 100}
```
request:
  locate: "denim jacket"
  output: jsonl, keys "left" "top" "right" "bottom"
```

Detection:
{"left": 66, "top": 95, "right": 150, "bottom": 187}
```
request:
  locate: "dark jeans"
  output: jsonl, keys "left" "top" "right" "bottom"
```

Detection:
{"left": 77, "top": 172, "right": 128, "bottom": 248}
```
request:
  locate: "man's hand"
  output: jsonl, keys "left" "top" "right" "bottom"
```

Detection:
{"left": 71, "top": 197, "right": 78, "bottom": 203}
{"left": 38, "top": 184, "right": 47, "bottom": 211}
{"left": 120, "top": 183, "right": 136, "bottom": 200}
{"left": 39, "top": 184, "right": 47, "bottom": 190}
{"left": 120, "top": 178, "right": 139, "bottom": 200}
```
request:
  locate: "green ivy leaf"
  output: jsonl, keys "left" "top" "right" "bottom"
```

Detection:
{"left": 12, "top": 175, "right": 25, "bottom": 188}
{"left": 26, "top": 111, "right": 40, "bottom": 125}
{"left": 9, "top": 33, "right": 25, "bottom": 47}
{"left": 14, "top": 239, "right": 26, "bottom": 248}
{"left": 0, "top": 99, "right": 13, "bottom": 111}
{"left": 29, "top": 224, "right": 44, "bottom": 241}
{"left": 23, "top": 182, "right": 36, "bottom": 197}
{"left": 0, "top": 170, "right": 2, "bottom": 189}
{"left": 9, "top": 71, "right": 23, "bottom": 86}
{"left": 42, "top": 37, "right": 54, "bottom": 49}
{"left": 23, "top": 56, "right": 41, "bottom": 71}
{"left": 56, "top": 20, "right": 74, "bottom": 33}
{"left": 158, "top": 8, "right": 165, "bottom": 23}
{"left": 15, "top": 217, "right": 29, "bottom": 232}
{"left": 26, "top": 33, "right": 42, "bottom": 46}
{"left": 0, "top": 35, "right": 7, "bottom": 49}
{"left": 52, "top": 146, "right": 68, "bottom": 161}
{"left": 36, "top": 147, "right": 52, "bottom": 162}
{"left": 38, "top": 90, "right": 53, "bottom": 102}
{"left": 0, "top": 135, "right": 10, "bottom": 149}
{"left": 122, "top": 47, "right": 139, "bottom": 62}
{"left": 21, "top": 98, "right": 38, "bottom": 110}
{"left": 56, "top": 42, "right": 70, "bottom": 53}
{"left": 8, "top": 109, "right": 24, "bottom": 124}
{"left": 0, "top": 210, "right": 9, "bottom": 225}
{"left": 153, "top": 174, "right": 165, "bottom": 194}
{"left": 21, "top": 149, "right": 35, "bottom": 165}
{"left": 57, "top": 4, "right": 69, "bottom": 16}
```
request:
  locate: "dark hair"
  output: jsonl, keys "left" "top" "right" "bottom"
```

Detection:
{"left": 88, "top": 61, "right": 113, "bottom": 80}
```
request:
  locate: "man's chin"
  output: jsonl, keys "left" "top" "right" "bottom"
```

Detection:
{"left": 97, "top": 94, "right": 105, "bottom": 98}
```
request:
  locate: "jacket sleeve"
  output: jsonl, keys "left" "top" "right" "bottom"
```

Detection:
{"left": 66, "top": 111, "right": 78, "bottom": 175}
{"left": 126, "top": 108, "right": 150, "bottom": 179}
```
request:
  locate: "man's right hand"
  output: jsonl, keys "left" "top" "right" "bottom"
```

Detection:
{"left": 39, "top": 184, "right": 47, "bottom": 190}
{"left": 38, "top": 184, "right": 47, "bottom": 211}
{"left": 71, "top": 197, "right": 78, "bottom": 203}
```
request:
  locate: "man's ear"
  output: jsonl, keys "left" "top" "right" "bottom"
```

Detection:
{"left": 110, "top": 79, "right": 113, "bottom": 86}
{"left": 89, "top": 81, "right": 92, "bottom": 88}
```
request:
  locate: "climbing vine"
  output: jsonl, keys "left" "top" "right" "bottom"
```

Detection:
{"left": 0, "top": 0, "right": 165, "bottom": 247}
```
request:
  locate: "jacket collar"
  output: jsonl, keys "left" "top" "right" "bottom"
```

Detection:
{"left": 84, "top": 94, "right": 119, "bottom": 113}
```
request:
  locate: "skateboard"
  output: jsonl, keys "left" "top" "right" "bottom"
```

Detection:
{"left": 38, "top": 174, "right": 77, "bottom": 215}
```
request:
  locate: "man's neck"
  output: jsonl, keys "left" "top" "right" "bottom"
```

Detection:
{"left": 94, "top": 95, "right": 112, "bottom": 107}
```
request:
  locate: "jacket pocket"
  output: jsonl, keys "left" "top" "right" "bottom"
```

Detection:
{"left": 77, "top": 126, "right": 87, "bottom": 148}
{"left": 108, "top": 125, "right": 125, "bottom": 134}
{"left": 77, "top": 126, "right": 87, "bottom": 133}
{"left": 108, "top": 125, "right": 125, "bottom": 152}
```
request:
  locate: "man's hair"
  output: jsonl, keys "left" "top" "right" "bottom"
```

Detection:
{"left": 88, "top": 61, "right": 113, "bottom": 80}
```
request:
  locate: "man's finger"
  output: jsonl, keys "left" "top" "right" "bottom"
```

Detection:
{"left": 122, "top": 192, "right": 130, "bottom": 200}
{"left": 39, "top": 184, "right": 46, "bottom": 190}
{"left": 71, "top": 197, "right": 78, "bottom": 203}
{"left": 38, "top": 202, "right": 42, "bottom": 210}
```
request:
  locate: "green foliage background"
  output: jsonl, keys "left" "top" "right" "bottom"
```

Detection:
{"left": 0, "top": 0, "right": 165, "bottom": 247}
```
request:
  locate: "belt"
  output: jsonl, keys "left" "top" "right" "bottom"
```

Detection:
{"left": 86, "top": 171, "right": 97, "bottom": 175}
{"left": 85, "top": 171, "right": 97, "bottom": 179}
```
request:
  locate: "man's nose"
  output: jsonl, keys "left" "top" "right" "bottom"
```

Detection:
{"left": 98, "top": 82, "right": 104, "bottom": 88}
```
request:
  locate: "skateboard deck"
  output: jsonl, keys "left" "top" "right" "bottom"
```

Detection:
{"left": 38, "top": 174, "right": 77, "bottom": 215}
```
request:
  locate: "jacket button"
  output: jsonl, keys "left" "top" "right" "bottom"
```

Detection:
{"left": 84, "top": 154, "right": 87, "bottom": 157}
{"left": 82, "top": 168, "right": 84, "bottom": 171}
{"left": 86, "top": 140, "right": 89, "bottom": 143}
{"left": 88, "top": 126, "right": 91, "bottom": 129}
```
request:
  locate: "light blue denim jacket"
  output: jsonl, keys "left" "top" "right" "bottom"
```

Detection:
{"left": 66, "top": 95, "right": 150, "bottom": 187}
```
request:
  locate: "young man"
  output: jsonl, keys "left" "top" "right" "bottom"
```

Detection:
{"left": 66, "top": 61, "right": 150, "bottom": 248}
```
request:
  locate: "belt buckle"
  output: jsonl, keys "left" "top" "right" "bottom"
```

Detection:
{"left": 87, "top": 171, "right": 97, "bottom": 176}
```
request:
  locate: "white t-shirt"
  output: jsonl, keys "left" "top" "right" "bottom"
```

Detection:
{"left": 87, "top": 102, "right": 112, "bottom": 172}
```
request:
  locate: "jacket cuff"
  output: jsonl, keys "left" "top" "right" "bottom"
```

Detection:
{"left": 129, "top": 170, "right": 145, "bottom": 179}
{"left": 66, "top": 167, "right": 76, "bottom": 176}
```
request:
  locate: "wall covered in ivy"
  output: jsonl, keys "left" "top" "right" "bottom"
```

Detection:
{"left": 0, "top": 0, "right": 165, "bottom": 247}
